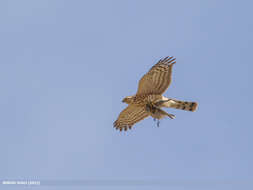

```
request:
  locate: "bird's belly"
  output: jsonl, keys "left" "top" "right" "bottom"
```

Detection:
{"left": 145, "top": 103, "right": 166, "bottom": 119}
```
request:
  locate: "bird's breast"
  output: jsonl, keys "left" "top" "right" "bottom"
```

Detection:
{"left": 132, "top": 94, "right": 162, "bottom": 105}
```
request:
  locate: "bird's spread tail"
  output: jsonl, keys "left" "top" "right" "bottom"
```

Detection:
{"left": 161, "top": 99, "right": 198, "bottom": 112}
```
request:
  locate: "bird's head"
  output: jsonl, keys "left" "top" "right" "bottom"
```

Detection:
{"left": 122, "top": 96, "right": 134, "bottom": 104}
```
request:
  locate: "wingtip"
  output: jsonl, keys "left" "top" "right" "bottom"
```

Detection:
{"left": 113, "top": 121, "right": 133, "bottom": 132}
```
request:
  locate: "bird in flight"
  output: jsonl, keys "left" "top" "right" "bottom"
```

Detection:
{"left": 114, "top": 56, "right": 197, "bottom": 131}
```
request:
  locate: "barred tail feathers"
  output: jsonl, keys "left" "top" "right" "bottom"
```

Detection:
{"left": 161, "top": 98, "right": 198, "bottom": 112}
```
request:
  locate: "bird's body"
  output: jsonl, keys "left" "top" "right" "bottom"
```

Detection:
{"left": 114, "top": 56, "right": 197, "bottom": 131}
{"left": 123, "top": 94, "right": 163, "bottom": 106}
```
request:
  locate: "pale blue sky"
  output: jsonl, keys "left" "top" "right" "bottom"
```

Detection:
{"left": 0, "top": 0, "right": 253, "bottom": 189}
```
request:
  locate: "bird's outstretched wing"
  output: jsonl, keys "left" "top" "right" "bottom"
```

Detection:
{"left": 136, "top": 56, "right": 176, "bottom": 95}
{"left": 114, "top": 105, "right": 149, "bottom": 131}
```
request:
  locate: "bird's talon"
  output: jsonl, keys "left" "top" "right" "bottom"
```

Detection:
{"left": 157, "top": 120, "right": 160, "bottom": 127}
